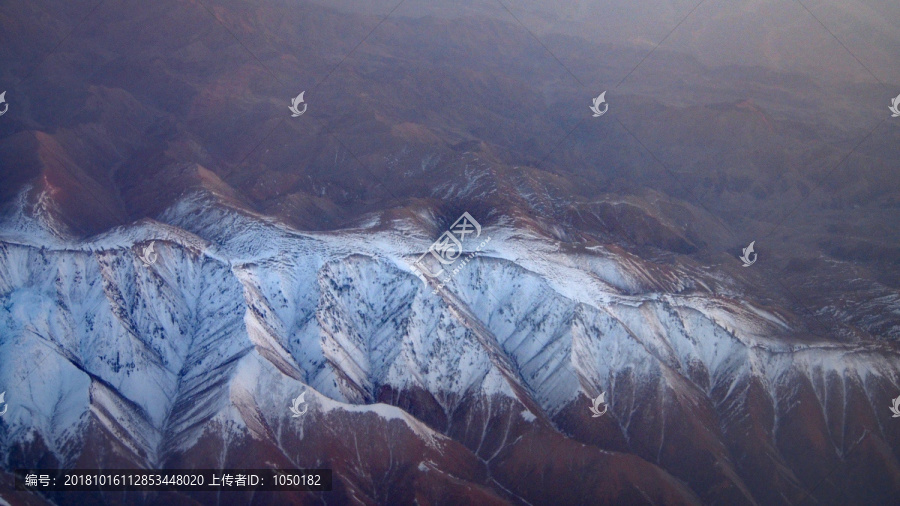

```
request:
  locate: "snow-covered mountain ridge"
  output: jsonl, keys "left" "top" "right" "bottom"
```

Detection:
{"left": 1, "top": 192, "right": 899, "bottom": 504}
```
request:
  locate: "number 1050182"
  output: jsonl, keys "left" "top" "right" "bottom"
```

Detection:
{"left": 272, "top": 472, "right": 322, "bottom": 488}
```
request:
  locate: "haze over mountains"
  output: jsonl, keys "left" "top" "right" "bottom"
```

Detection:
{"left": 0, "top": 0, "right": 899, "bottom": 504}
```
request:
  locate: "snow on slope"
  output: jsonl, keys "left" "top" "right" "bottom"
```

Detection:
{"left": 0, "top": 191, "right": 898, "bottom": 483}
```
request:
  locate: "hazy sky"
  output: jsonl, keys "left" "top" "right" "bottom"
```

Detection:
{"left": 316, "top": 0, "right": 900, "bottom": 84}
